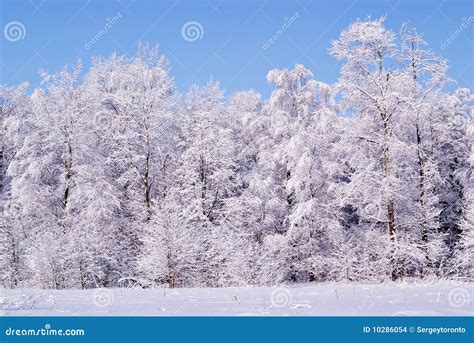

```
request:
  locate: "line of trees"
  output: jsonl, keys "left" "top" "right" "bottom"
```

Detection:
{"left": 0, "top": 18, "right": 472, "bottom": 289}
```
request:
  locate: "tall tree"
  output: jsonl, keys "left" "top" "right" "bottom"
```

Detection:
{"left": 87, "top": 45, "right": 175, "bottom": 284}
{"left": 330, "top": 18, "right": 407, "bottom": 280}
{"left": 0, "top": 83, "right": 31, "bottom": 288}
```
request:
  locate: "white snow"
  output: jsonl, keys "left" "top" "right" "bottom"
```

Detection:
{"left": 1, "top": 282, "right": 472, "bottom": 316}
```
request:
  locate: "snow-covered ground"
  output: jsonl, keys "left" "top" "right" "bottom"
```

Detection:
{"left": 1, "top": 282, "right": 472, "bottom": 316}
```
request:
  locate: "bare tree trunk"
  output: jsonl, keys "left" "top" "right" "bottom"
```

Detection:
{"left": 144, "top": 150, "right": 151, "bottom": 220}
{"left": 79, "top": 258, "right": 86, "bottom": 289}
{"left": 63, "top": 139, "right": 73, "bottom": 210}
{"left": 410, "top": 48, "right": 431, "bottom": 277}
{"left": 10, "top": 231, "right": 19, "bottom": 287}
{"left": 143, "top": 118, "right": 152, "bottom": 221}
{"left": 200, "top": 156, "right": 208, "bottom": 217}
{"left": 382, "top": 116, "right": 397, "bottom": 281}
{"left": 377, "top": 47, "right": 399, "bottom": 281}
{"left": 416, "top": 122, "right": 431, "bottom": 277}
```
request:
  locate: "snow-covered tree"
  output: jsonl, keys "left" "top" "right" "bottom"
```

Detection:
{"left": 224, "top": 90, "right": 266, "bottom": 285}
{"left": 0, "top": 83, "right": 31, "bottom": 288}
{"left": 454, "top": 116, "right": 473, "bottom": 279}
{"left": 87, "top": 45, "right": 176, "bottom": 285}
{"left": 430, "top": 88, "right": 472, "bottom": 275}
{"left": 0, "top": 18, "right": 471, "bottom": 289}
{"left": 267, "top": 65, "right": 335, "bottom": 282}
{"left": 8, "top": 63, "right": 93, "bottom": 288}
{"left": 395, "top": 26, "right": 449, "bottom": 277}
{"left": 331, "top": 17, "right": 415, "bottom": 280}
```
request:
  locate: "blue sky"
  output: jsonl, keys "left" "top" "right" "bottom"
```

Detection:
{"left": 1, "top": 0, "right": 472, "bottom": 98}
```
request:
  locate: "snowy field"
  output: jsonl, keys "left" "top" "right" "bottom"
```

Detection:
{"left": 1, "top": 282, "right": 472, "bottom": 316}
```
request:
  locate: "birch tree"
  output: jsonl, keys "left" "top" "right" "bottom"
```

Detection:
{"left": 330, "top": 18, "right": 406, "bottom": 280}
